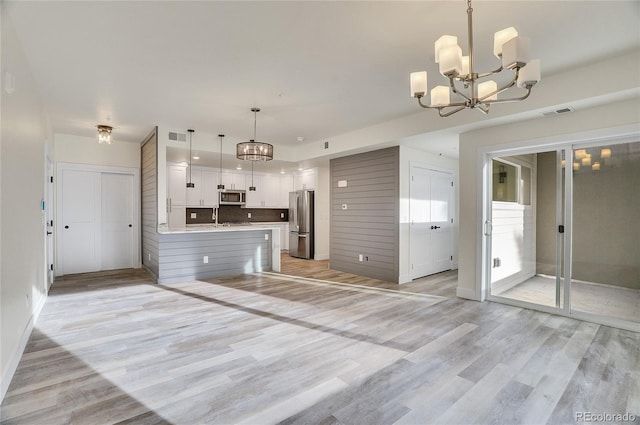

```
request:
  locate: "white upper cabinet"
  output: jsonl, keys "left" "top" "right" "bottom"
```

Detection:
{"left": 294, "top": 168, "right": 317, "bottom": 191}
{"left": 167, "top": 163, "right": 187, "bottom": 206}
{"left": 221, "top": 171, "right": 246, "bottom": 190}
{"left": 186, "top": 167, "right": 219, "bottom": 207}
{"left": 262, "top": 174, "right": 281, "bottom": 208}
{"left": 280, "top": 174, "right": 294, "bottom": 207}
{"left": 245, "top": 175, "right": 264, "bottom": 207}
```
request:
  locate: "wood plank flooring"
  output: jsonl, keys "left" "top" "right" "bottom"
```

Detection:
{"left": 1, "top": 262, "right": 638, "bottom": 424}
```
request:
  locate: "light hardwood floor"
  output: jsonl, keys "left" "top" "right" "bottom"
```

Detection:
{"left": 1, "top": 259, "right": 638, "bottom": 424}
{"left": 494, "top": 275, "right": 640, "bottom": 323}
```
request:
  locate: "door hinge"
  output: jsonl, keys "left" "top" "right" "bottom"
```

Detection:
{"left": 451, "top": 181, "right": 454, "bottom": 187}
{"left": 50, "top": 176, "right": 53, "bottom": 183}
{"left": 451, "top": 256, "right": 453, "bottom": 261}
{"left": 451, "top": 218, "right": 453, "bottom": 223}
{"left": 558, "top": 225, "right": 565, "bottom": 234}
{"left": 50, "top": 220, "right": 53, "bottom": 227}
{"left": 50, "top": 264, "right": 53, "bottom": 271}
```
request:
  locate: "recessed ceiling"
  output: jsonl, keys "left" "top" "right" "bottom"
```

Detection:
{"left": 4, "top": 1, "right": 639, "bottom": 159}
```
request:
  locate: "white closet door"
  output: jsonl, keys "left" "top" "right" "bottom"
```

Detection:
{"left": 410, "top": 166, "right": 453, "bottom": 279}
{"left": 101, "top": 173, "right": 134, "bottom": 270}
{"left": 61, "top": 169, "right": 101, "bottom": 274}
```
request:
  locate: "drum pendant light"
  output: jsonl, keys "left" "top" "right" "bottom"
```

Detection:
{"left": 236, "top": 108, "right": 274, "bottom": 191}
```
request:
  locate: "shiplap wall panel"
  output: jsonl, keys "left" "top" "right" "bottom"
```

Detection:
{"left": 330, "top": 146, "right": 399, "bottom": 282}
{"left": 157, "top": 230, "right": 271, "bottom": 283}
{"left": 141, "top": 128, "right": 159, "bottom": 278}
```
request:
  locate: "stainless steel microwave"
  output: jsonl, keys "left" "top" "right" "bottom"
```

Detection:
{"left": 219, "top": 190, "right": 246, "bottom": 205}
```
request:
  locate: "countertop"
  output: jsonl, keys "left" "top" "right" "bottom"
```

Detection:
{"left": 158, "top": 223, "right": 283, "bottom": 234}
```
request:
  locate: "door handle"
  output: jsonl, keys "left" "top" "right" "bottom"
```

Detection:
{"left": 431, "top": 225, "right": 441, "bottom": 230}
{"left": 128, "top": 224, "right": 132, "bottom": 228}
{"left": 47, "top": 231, "right": 53, "bottom": 235}
{"left": 64, "top": 225, "right": 69, "bottom": 229}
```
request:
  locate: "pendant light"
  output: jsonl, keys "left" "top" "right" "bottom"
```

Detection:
{"left": 186, "top": 129, "right": 195, "bottom": 188}
{"left": 236, "top": 107, "right": 274, "bottom": 191}
{"left": 217, "top": 134, "right": 225, "bottom": 190}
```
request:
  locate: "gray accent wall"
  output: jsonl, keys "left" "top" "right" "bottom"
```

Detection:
{"left": 141, "top": 128, "right": 159, "bottom": 278}
{"left": 157, "top": 230, "right": 272, "bottom": 284}
{"left": 330, "top": 146, "right": 400, "bottom": 282}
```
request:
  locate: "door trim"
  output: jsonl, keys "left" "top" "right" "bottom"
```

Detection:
{"left": 56, "top": 162, "right": 141, "bottom": 275}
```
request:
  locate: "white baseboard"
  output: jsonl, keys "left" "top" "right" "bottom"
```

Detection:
{"left": 398, "top": 274, "right": 412, "bottom": 284}
{"left": 314, "top": 253, "right": 329, "bottom": 260}
{"left": 456, "top": 286, "right": 479, "bottom": 301}
{"left": 1, "top": 292, "right": 47, "bottom": 402}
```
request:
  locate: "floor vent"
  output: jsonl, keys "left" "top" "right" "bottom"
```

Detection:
{"left": 542, "top": 106, "right": 575, "bottom": 117}
{"left": 168, "top": 131, "right": 187, "bottom": 142}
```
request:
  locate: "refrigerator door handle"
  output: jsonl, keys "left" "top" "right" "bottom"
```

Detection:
{"left": 298, "top": 234, "right": 308, "bottom": 238}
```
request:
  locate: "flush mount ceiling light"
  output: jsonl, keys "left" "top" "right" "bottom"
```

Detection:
{"left": 97, "top": 125, "right": 113, "bottom": 144}
{"left": 409, "top": 0, "right": 541, "bottom": 117}
{"left": 186, "top": 129, "right": 195, "bottom": 188}
{"left": 236, "top": 108, "right": 274, "bottom": 191}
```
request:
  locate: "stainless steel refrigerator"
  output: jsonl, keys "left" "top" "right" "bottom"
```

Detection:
{"left": 289, "top": 190, "right": 314, "bottom": 259}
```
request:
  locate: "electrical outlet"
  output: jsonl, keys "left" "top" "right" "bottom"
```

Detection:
{"left": 191, "top": 212, "right": 197, "bottom": 219}
{"left": 203, "top": 256, "right": 208, "bottom": 264}
{"left": 248, "top": 212, "right": 252, "bottom": 219}
{"left": 358, "top": 254, "right": 363, "bottom": 262}
{"left": 265, "top": 233, "right": 269, "bottom": 240}
{"left": 148, "top": 253, "right": 151, "bottom": 261}
{"left": 280, "top": 212, "right": 285, "bottom": 219}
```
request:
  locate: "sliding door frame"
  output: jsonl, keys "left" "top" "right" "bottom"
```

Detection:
{"left": 478, "top": 128, "right": 639, "bottom": 332}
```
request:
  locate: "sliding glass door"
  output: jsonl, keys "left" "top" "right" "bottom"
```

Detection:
{"left": 485, "top": 138, "right": 639, "bottom": 330}
{"left": 570, "top": 141, "right": 640, "bottom": 324}
{"left": 487, "top": 150, "right": 565, "bottom": 311}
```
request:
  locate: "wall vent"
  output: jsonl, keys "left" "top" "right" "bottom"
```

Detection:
{"left": 168, "top": 131, "right": 187, "bottom": 142}
{"left": 542, "top": 106, "right": 575, "bottom": 117}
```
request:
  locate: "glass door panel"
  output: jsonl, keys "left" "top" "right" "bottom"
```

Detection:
{"left": 489, "top": 151, "right": 564, "bottom": 309}
{"left": 570, "top": 141, "right": 640, "bottom": 323}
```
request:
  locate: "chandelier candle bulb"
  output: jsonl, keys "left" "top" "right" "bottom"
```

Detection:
{"left": 592, "top": 162, "right": 601, "bottom": 171}
{"left": 431, "top": 86, "right": 450, "bottom": 107}
{"left": 434, "top": 35, "right": 458, "bottom": 63}
{"left": 575, "top": 149, "right": 587, "bottom": 160}
{"left": 573, "top": 162, "right": 581, "bottom": 171}
{"left": 601, "top": 148, "right": 612, "bottom": 159}
{"left": 493, "top": 27, "right": 518, "bottom": 58}
{"left": 478, "top": 80, "right": 498, "bottom": 101}
{"left": 410, "top": 71, "right": 428, "bottom": 97}
{"left": 517, "top": 59, "right": 541, "bottom": 88}
{"left": 439, "top": 44, "right": 462, "bottom": 76}
{"left": 501, "top": 36, "right": 530, "bottom": 70}
{"left": 582, "top": 154, "right": 592, "bottom": 167}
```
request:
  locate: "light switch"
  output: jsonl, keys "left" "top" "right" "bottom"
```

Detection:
{"left": 338, "top": 180, "right": 348, "bottom": 188}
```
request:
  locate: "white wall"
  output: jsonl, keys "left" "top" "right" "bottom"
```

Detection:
{"left": 54, "top": 133, "right": 140, "bottom": 168}
{"left": 399, "top": 146, "right": 458, "bottom": 283}
{"left": 458, "top": 97, "right": 640, "bottom": 301}
{"left": 1, "top": 7, "right": 51, "bottom": 400}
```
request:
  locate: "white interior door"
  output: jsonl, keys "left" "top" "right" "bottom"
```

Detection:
{"left": 101, "top": 173, "right": 134, "bottom": 270}
{"left": 45, "top": 153, "right": 55, "bottom": 286}
{"left": 61, "top": 169, "right": 101, "bottom": 274}
{"left": 410, "top": 166, "right": 453, "bottom": 279}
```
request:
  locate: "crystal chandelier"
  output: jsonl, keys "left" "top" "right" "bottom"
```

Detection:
{"left": 410, "top": 0, "right": 541, "bottom": 117}
{"left": 96, "top": 125, "right": 113, "bottom": 144}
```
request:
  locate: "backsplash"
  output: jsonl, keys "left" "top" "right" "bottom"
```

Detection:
{"left": 186, "top": 206, "right": 288, "bottom": 225}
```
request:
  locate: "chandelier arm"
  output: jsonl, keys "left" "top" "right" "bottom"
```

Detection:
{"left": 476, "top": 66, "right": 504, "bottom": 79}
{"left": 417, "top": 96, "right": 466, "bottom": 109}
{"left": 476, "top": 104, "right": 490, "bottom": 115}
{"left": 482, "top": 86, "right": 533, "bottom": 105}
{"left": 449, "top": 77, "right": 471, "bottom": 103}
{"left": 438, "top": 105, "right": 467, "bottom": 118}
{"left": 477, "top": 70, "right": 519, "bottom": 102}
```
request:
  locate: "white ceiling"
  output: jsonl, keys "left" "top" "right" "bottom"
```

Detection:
{"left": 5, "top": 1, "right": 640, "bottom": 164}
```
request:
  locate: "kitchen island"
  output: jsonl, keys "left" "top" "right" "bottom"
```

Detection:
{"left": 149, "top": 225, "right": 281, "bottom": 284}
